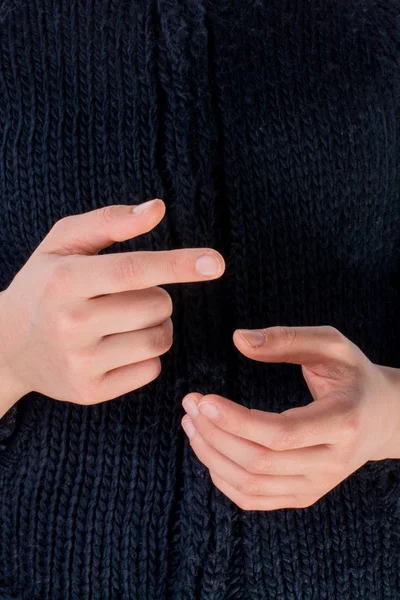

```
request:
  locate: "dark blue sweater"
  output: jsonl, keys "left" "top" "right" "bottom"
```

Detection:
{"left": 0, "top": 1, "right": 400, "bottom": 598}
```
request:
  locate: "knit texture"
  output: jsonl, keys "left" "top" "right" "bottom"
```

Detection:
{"left": 0, "top": 0, "right": 400, "bottom": 598}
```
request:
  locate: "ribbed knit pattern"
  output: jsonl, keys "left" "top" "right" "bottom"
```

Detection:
{"left": 0, "top": 1, "right": 400, "bottom": 598}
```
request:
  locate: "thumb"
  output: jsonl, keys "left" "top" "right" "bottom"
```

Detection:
{"left": 36, "top": 198, "right": 166, "bottom": 256}
{"left": 233, "top": 325, "right": 362, "bottom": 379}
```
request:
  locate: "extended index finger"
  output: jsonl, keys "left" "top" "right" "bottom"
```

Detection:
{"left": 73, "top": 248, "right": 225, "bottom": 296}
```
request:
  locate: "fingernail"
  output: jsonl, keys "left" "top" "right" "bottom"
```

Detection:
{"left": 198, "top": 401, "right": 219, "bottom": 420}
{"left": 238, "top": 329, "right": 265, "bottom": 348}
{"left": 182, "top": 395, "right": 199, "bottom": 419}
{"left": 195, "top": 254, "right": 221, "bottom": 276}
{"left": 132, "top": 198, "right": 159, "bottom": 215}
{"left": 182, "top": 418, "right": 195, "bottom": 439}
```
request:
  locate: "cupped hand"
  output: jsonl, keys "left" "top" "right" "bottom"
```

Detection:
{"left": 0, "top": 199, "right": 225, "bottom": 414}
{"left": 182, "top": 325, "right": 400, "bottom": 510}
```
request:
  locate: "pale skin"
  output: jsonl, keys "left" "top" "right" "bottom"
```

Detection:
{"left": 182, "top": 328, "right": 400, "bottom": 510}
{"left": 0, "top": 198, "right": 399, "bottom": 511}
{"left": 0, "top": 198, "right": 225, "bottom": 413}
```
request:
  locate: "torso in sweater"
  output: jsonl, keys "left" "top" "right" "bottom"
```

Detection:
{"left": 0, "top": 1, "right": 399, "bottom": 598}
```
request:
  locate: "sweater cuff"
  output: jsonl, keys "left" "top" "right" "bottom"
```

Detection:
{"left": 0, "top": 404, "right": 18, "bottom": 453}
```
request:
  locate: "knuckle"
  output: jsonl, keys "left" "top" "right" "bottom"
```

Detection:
{"left": 341, "top": 408, "right": 361, "bottom": 439}
{"left": 56, "top": 308, "right": 88, "bottom": 338}
{"left": 324, "top": 326, "right": 358, "bottom": 367}
{"left": 233, "top": 477, "right": 245, "bottom": 494}
{"left": 248, "top": 452, "right": 274, "bottom": 475}
{"left": 322, "top": 325, "right": 344, "bottom": 341}
{"left": 55, "top": 312, "right": 75, "bottom": 339}
{"left": 279, "top": 326, "right": 297, "bottom": 347}
{"left": 247, "top": 479, "right": 261, "bottom": 495}
{"left": 236, "top": 474, "right": 259, "bottom": 495}
{"left": 145, "top": 357, "right": 163, "bottom": 383}
{"left": 152, "top": 288, "right": 173, "bottom": 320}
{"left": 125, "top": 358, "right": 162, "bottom": 392}
{"left": 325, "top": 328, "right": 359, "bottom": 364}
{"left": 317, "top": 327, "right": 360, "bottom": 371}
{"left": 98, "top": 205, "right": 118, "bottom": 222}
{"left": 164, "top": 256, "right": 182, "bottom": 277}
{"left": 152, "top": 322, "right": 173, "bottom": 352}
{"left": 334, "top": 345, "right": 359, "bottom": 369}
{"left": 113, "top": 255, "right": 145, "bottom": 284}
{"left": 128, "top": 356, "right": 162, "bottom": 397}
{"left": 154, "top": 356, "right": 163, "bottom": 375}
{"left": 51, "top": 215, "right": 74, "bottom": 235}
{"left": 46, "top": 259, "right": 76, "bottom": 296}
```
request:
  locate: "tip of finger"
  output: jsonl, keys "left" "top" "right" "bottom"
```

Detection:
{"left": 232, "top": 330, "right": 240, "bottom": 339}
{"left": 215, "top": 251, "right": 226, "bottom": 271}
{"left": 182, "top": 392, "right": 203, "bottom": 404}
{"left": 147, "top": 198, "right": 166, "bottom": 220}
{"left": 233, "top": 329, "right": 266, "bottom": 349}
{"left": 154, "top": 197, "right": 166, "bottom": 210}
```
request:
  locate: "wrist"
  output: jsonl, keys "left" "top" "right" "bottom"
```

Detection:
{"left": 0, "top": 292, "right": 29, "bottom": 417}
{"left": 375, "top": 365, "right": 400, "bottom": 459}
{"left": 0, "top": 361, "right": 29, "bottom": 417}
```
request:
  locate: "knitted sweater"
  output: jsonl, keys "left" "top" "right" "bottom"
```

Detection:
{"left": 0, "top": 0, "right": 400, "bottom": 598}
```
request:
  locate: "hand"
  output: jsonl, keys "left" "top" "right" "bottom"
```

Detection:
{"left": 0, "top": 199, "right": 225, "bottom": 415}
{"left": 181, "top": 325, "right": 400, "bottom": 511}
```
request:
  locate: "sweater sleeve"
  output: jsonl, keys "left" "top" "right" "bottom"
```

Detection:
{"left": 0, "top": 404, "right": 18, "bottom": 453}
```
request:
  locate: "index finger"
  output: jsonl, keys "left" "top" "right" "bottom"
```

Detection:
{"left": 193, "top": 393, "right": 354, "bottom": 450}
{"left": 73, "top": 248, "right": 225, "bottom": 296}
